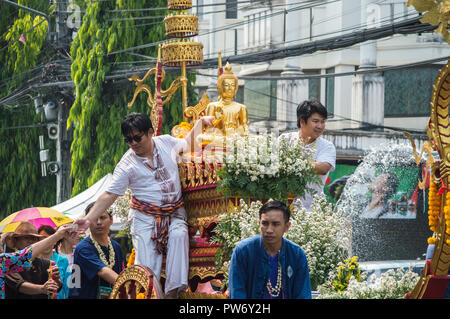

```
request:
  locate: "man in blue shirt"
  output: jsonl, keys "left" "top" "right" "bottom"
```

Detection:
{"left": 69, "top": 203, "right": 124, "bottom": 299}
{"left": 229, "top": 200, "right": 311, "bottom": 299}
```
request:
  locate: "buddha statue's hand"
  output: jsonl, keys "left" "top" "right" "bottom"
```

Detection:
{"left": 201, "top": 116, "right": 215, "bottom": 128}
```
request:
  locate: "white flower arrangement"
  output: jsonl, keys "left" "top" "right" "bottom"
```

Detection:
{"left": 217, "top": 133, "right": 321, "bottom": 201}
{"left": 110, "top": 189, "right": 132, "bottom": 235}
{"left": 317, "top": 267, "right": 420, "bottom": 299}
{"left": 286, "top": 196, "right": 351, "bottom": 289}
{"left": 211, "top": 195, "right": 351, "bottom": 290}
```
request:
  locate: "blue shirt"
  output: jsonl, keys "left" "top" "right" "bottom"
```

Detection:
{"left": 50, "top": 251, "right": 70, "bottom": 299}
{"left": 229, "top": 235, "right": 312, "bottom": 299}
{"left": 263, "top": 252, "right": 282, "bottom": 299}
{"left": 69, "top": 237, "right": 124, "bottom": 299}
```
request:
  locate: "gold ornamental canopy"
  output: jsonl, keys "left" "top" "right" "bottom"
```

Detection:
{"left": 162, "top": 2, "right": 203, "bottom": 68}
{"left": 164, "top": 12, "right": 198, "bottom": 38}
{"left": 168, "top": 0, "right": 192, "bottom": 10}
{"left": 162, "top": 40, "right": 203, "bottom": 67}
{"left": 162, "top": 0, "right": 203, "bottom": 115}
{"left": 127, "top": 0, "right": 204, "bottom": 128}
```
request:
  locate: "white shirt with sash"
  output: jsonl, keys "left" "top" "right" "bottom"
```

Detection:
{"left": 106, "top": 134, "right": 189, "bottom": 293}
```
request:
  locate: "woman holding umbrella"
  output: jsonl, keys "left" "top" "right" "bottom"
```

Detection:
{"left": 0, "top": 224, "right": 72, "bottom": 299}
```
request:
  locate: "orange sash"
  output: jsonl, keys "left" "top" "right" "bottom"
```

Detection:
{"left": 130, "top": 196, "right": 184, "bottom": 254}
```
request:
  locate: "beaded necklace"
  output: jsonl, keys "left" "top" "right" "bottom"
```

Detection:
{"left": 266, "top": 255, "right": 282, "bottom": 298}
{"left": 90, "top": 236, "right": 115, "bottom": 268}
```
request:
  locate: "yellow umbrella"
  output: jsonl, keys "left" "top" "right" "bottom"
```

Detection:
{"left": 0, "top": 207, "right": 73, "bottom": 233}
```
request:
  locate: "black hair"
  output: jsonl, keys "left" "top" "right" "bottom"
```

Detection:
{"left": 84, "top": 202, "right": 112, "bottom": 217}
{"left": 37, "top": 225, "right": 56, "bottom": 235}
{"left": 259, "top": 200, "right": 291, "bottom": 223}
{"left": 85, "top": 202, "right": 95, "bottom": 215}
{"left": 37, "top": 225, "right": 61, "bottom": 251}
{"left": 121, "top": 112, "right": 153, "bottom": 137}
{"left": 296, "top": 100, "right": 328, "bottom": 128}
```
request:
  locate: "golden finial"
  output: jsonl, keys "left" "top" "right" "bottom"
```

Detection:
{"left": 218, "top": 51, "right": 222, "bottom": 77}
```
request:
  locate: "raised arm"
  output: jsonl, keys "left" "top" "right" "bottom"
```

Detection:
{"left": 73, "top": 191, "right": 119, "bottom": 232}
{"left": 183, "top": 116, "right": 215, "bottom": 150}
{"left": 30, "top": 224, "right": 71, "bottom": 260}
{"left": 312, "top": 161, "right": 332, "bottom": 175}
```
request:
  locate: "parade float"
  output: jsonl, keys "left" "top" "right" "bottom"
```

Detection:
{"left": 108, "top": 0, "right": 450, "bottom": 300}
{"left": 108, "top": 0, "right": 323, "bottom": 299}
{"left": 403, "top": 60, "right": 450, "bottom": 299}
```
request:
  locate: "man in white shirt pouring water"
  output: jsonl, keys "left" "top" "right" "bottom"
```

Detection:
{"left": 280, "top": 100, "right": 336, "bottom": 211}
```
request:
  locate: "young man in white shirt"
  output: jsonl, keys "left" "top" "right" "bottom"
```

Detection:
{"left": 280, "top": 100, "right": 336, "bottom": 210}
{"left": 73, "top": 112, "right": 214, "bottom": 298}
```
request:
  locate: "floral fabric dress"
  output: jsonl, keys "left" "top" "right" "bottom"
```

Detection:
{"left": 0, "top": 247, "right": 33, "bottom": 299}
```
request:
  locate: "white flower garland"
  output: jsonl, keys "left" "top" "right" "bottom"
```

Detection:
{"left": 90, "top": 236, "right": 115, "bottom": 268}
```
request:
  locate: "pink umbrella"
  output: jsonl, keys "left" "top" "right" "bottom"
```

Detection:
{"left": 0, "top": 207, "right": 73, "bottom": 233}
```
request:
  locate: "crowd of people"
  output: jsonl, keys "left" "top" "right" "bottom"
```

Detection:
{"left": 0, "top": 201, "right": 123, "bottom": 299}
{"left": 0, "top": 99, "right": 336, "bottom": 299}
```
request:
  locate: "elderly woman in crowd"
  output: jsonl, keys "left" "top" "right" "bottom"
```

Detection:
{"left": 0, "top": 224, "right": 71, "bottom": 299}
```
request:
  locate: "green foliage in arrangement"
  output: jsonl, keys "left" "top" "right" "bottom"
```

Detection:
{"left": 0, "top": 1, "right": 56, "bottom": 218}
{"left": 69, "top": 0, "right": 197, "bottom": 195}
{"left": 216, "top": 134, "right": 321, "bottom": 202}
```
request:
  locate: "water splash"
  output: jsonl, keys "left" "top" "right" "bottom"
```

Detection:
{"left": 335, "top": 142, "right": 430, "bottom": 261}
{"left": 336, "top": 142, "right": 422, "bottom": 219}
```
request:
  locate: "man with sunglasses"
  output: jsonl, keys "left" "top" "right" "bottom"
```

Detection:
{"left": 73, "top": 112, "right": 214, "bottom": 299}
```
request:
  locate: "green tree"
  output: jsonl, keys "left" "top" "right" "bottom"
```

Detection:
{"left": 68, "top": 0, "right": 197, "bottom": 195}
{"left": 0, "top": 1, "right": 56, "bottom": 218}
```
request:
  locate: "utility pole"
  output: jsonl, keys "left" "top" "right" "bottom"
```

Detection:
{"left": 54, "top": 0, "right": 72, "bottom": 203}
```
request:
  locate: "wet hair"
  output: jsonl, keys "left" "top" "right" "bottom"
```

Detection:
{"left": 296, "top": 100, "right": 328, "bottom": 128}
{"left": 85, "top": 201, "right": 112, "bottom": 217}
{"left": 121, "top": 112, "right": 153, "bottom": 137}
{"left": 259, "top": 200, "right": 291, "bottom": 223}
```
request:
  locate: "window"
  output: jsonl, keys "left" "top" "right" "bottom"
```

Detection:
{"left": 303, "top": 69, "right": 321, "bottom": 101}
{"left": 226, "top": 0, "right": 238, "bottom": 19}
{"left": 384, "top": 65, "right": 441, "bottom": 117}
{"left": 196, "top": 0, "right": 204, "bottom": 19}
{"left": 325, "top": 67, "right": 335, "bottom": 117}
{"left": 244, "top": 77, "right": 277, "bottom": 121}
{"left": 225, "top": 0, "right": 238, "bottom": 19}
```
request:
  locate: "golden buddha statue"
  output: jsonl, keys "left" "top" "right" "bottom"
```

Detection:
{"left": 196, "top": 61, "right": 249, "bottom": 148}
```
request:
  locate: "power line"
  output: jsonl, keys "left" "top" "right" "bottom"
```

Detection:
{"left": 0, "top": 14, "right": 439, "bottom": 102}
{"left": 210, "top": 16, "right": 437, "bottom": 66}
{"left": 0, "top": 123, "right": 47, "bottom": 131}
{"left": 103, "top": 9, "right": 419, "bottom": 66}
{"left": 203, "top": 9, "right": 419, "bottom": 60}
{"left": 106, "top": 0, "right": 341, "bottom": 56}
{"left": 196, "top": 55, "right": 450, "bottom": 81}
{"left": 0, "top": 6, "right": 439, "bottom": 107}
{"left": 241, "top": 82, "right": 427, "bottom": 135}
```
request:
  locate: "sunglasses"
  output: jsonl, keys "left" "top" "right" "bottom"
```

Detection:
{"left": 124, "top": 133, "right": 145, "bottom": 144}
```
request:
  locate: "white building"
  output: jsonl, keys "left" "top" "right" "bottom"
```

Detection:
{"left": 193, "top": 0, "right": 450, "bottom": 161}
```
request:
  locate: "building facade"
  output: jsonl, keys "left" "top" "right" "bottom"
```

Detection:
{"left": 193, "top": 0, "right": 449, "bottom": 158}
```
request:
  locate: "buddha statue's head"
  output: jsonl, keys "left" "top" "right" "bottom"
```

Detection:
{"left": 217, "top": 62, "right": 238, "bottom": 100}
